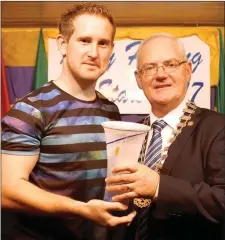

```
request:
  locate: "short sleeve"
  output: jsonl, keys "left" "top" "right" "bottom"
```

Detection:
{"left": 1, "top": 101, "right": 44, "bottom": 156}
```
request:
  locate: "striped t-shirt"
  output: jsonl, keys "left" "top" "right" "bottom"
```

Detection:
{"left": 1, "top": 81, "right": 121, "bottom": 239}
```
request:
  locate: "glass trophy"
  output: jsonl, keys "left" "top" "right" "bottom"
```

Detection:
{"left": 101, "top": 121, "right": 150, "bottom": 203}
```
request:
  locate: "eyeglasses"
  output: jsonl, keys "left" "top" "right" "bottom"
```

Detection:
{"left": 138, "top": 59, "right": 187, "bottom": 77}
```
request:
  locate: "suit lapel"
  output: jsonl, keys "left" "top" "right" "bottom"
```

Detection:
{"left": 161, "top": 107, "right": 202, "bottom": 174}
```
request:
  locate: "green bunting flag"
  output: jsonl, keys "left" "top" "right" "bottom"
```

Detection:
{"left": 33, "top": 29, "right": 48, "bottom": 90}
{"left": 216, "top": 29, "right": 225, "bottom": 114}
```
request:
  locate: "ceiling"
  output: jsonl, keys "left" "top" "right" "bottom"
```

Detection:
{"left": 1, "top": 1, "right": 224, "bottom": 28}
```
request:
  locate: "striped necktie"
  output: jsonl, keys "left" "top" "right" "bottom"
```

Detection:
{"left": 138, "top": 120, "right": 167, "bottom": 240}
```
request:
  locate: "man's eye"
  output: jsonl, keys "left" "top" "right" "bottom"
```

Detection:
{"left": 99, "top": 41, "right": 108, "bottom": 46}
{"left": 165, "top": 62, "right": 178, "bottom": 68}
{"left": 145, "top": 66, "right": 154, "bottom": 71}
{"left": 81, "top": 39, "right": 89, "bottom": 43}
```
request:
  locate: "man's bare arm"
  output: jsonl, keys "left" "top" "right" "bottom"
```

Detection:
{"left": 2, "top": 154, "right": 136, "bottom": 227}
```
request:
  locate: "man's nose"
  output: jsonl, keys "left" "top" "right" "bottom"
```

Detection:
{"left": 155, "top": 65, "right": 168, "bottom": 78}
{"left": 88, "top": 44, "right": 98, "bottom": 58}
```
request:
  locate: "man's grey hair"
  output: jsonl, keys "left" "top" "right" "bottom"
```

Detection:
{"left": 136, "top": 33, "right": 188, "bottom": 69}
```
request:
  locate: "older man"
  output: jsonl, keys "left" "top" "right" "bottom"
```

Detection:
{"left": 106, "top": 33, "right": 225, "bottom": 240}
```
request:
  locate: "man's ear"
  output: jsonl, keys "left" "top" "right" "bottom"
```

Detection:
{"left": 56, "top": 34, "right": 67, "bottom": 56}
{"left": 109, "top": 41, "right": 115, "bottom": 56}
{"left": 187, "top": 61, "right": 192, "bottom": 75}
{"left": 134, "top": 70, "right": 143, "bottom": 90}
{"left": 186, "top": 61, "right": 192, "bottom": 84}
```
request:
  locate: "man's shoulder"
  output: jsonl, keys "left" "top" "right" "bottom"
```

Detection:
{"left": 13, "top": 82, "right": 56, "bottom": 107}
{"left": 96, "top": 91, "right": 118, "bottom": 107}
{"left": 198, "top": 107, "right": 225, "bottom": 120}
{"left": 96, "top": 91, "right": 112, "bottom": 102}
{"left": 5, "top": 82, "right": 57, "bottom": 121}
{"left": 197, "top": 107, "right": 225, "bottom": 129}
{"left": 95, "top": 91, "right": 121, "bottom": 120}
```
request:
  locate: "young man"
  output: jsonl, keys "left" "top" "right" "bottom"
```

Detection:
{"left": 2, "top": 3, "right": 135, "bottom": 240}
{"left": 106, "top": 33, "right": 225, "bottom": 240}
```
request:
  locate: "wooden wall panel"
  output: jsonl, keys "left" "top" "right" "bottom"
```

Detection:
{"left": 2, "top": 1, "right": 224, "bottom": 27}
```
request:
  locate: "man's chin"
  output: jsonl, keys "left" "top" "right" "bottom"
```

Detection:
{"left": 156, "top": 100, "right": 171, "bottom": 105}
{"left": 81, "top": 70, "right": 104, "bottom": 81}
{"left": 80, "top": 73, "right": 100, "bottom": 82}
{"left": 151, "top": 93, "right": 173, "bottom": 104}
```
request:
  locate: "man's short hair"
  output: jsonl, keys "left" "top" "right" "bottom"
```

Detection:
{"left": 136, "top": 33, "right": 187, "bottom": 69}
{"left": 58, "top": 2, "right": 116, "bottom": 42}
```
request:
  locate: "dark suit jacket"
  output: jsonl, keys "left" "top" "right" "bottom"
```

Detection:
{"left": 125, "top": 107, "right": 225, "bottom": 240}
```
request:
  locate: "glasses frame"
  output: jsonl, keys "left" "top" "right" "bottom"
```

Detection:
{"left": 138, "top": 60, "right": 187, "bottom": 77}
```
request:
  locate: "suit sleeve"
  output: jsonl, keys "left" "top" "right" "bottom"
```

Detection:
{"left": 155, "top": 124, "right": 225, "bottom": 223}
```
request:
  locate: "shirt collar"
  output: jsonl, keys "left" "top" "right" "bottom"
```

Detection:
{"left": 149, "top": 95, "right": 190, "bottom": 130}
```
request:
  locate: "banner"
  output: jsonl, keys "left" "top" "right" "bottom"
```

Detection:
{"left": 48, "top": 35, "right": 210, "bottom": 114}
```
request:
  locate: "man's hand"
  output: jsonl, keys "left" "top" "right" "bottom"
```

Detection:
{"left": 83, "top": 199, "right": 136, "bottom": 227}
{"left": 105, "top": 163, "right": 159, "bottom": 202}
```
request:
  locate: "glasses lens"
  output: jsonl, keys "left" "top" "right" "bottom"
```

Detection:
{"left": 163, "top": 61, "right": 179, "bottom": 72}
{"left": 140, "top": 59, "right": 184, "bottom": 76}
{"left": 145, "top": 67, "right": 156, "bottom": 76}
